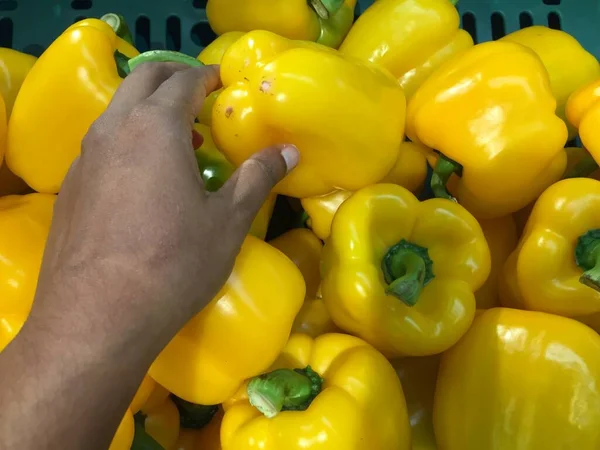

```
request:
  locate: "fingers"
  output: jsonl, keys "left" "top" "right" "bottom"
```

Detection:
{"left": 219, "top": 145, "right": 299, "bottom": 227}
{"left": 108, "top": 62, "right": 189, "bottom": 114}
{"left": 147, "top": 65, "right": 221, "bottom": 120}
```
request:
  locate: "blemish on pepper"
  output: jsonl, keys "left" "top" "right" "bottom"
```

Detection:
{"left": 260, "top": 81, "right": 271, "bottom": 93}
{"left": 225, "top": 107, "right": 234, "bottom": 118}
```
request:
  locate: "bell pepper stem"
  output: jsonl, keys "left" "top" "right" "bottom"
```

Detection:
{"left": 247, "top": 366, "right": 323, "bottom": 418}
{"left": 382, "top": 240, "right": 434, "bottom": 307}
{"left": 114, "top": 50, "right": 132, "bottom": 78}
{"left": 576, "top": 229, "right": 600, "bottom": 291}
{"left": 431, "top": 154, "right": 462, "bottom": 202}
{"left": 128, "top": 50, "right": 204, "bottom": 72}
{"left": 448, "top": 0, "right": 459, "bottom": 5}
{"left": 309, "top": 0, "right": 344, "bottom": 19}
{"left": 564, "top": 153, "right": 599, "bottom": 179}
{"left": 101, "top": 13, "right": 135, "bottom": 46}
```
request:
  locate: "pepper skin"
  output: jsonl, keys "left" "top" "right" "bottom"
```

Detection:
{"left": 392, "top": 356, "right": 439, "bottom": 450}
{"left": 0, "top": 48, "right": 37, "bottom": 117}
{"left": 149, "top": 236, "right": 305, "bottom": 405}
{"left": 212, "top": 30, "right": 406, "bottom": 199}
{"left": 502, "top": 178, "right": 600, "bottom": 317}
{"left": 109, "top": 410, "right": 135, "bottom": 450}
{"left": 501, "top": 26, "right": 600, "bottom": 139}
{"left": 407, "top": 41, "right": 568, "bottom": 219}
{"left": 6, "top": 19, "right": 139, "bottom": 193}
{"left": 475, "top": 216, "right": 518, "bottom": 309}
{"left": 301, "top": 190, "right": 352, "bottom": 241}
{"left": 379, "top": 141, "right": 429, "bottom": 194}
{"left": 321, "top": 184, "right": 490, "bottom": 357}
{"left": 0, "top": 194, "right": 55, "bottom": 352}
{"left": 142, "top": 398, "right": 181, "bottom": 450}
{"left": 206, "top": 0, "right": 357, "bottom": 49}
{"left": 566, "top": 79, "right": 600, "bottom": 164}
{"left": 176, "top": 408, "right": 223, "bottom": 450}
{"left": 0, "top": 93, "right": 5, "bottom": 168}
{"left": 341, "top": 0, "right": 472, "bottom": 99}
{"left": 221, "top": 333, "right": 411, "bottom": 450}
{"left": 435, "top": 307, "right": 600, "bottom": 450}
{"left": 130, "top": 375, "right": 157, "bottom": 414}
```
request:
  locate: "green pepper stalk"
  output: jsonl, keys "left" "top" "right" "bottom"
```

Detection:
{"left": 309, "top": 0, "right": 345, "bottom": 19}
{"left": 576, "top": 229, "right": 600, "bottom": 291}
{"left": 382, "top": 240, "right": 434, "bottom": 306}
{"left": 431, "top": 154, "right": 462, "bottom": 202}
{"left": 101, "top": 13, "right": 134, "bottom": 46}
{"left": 247, "top": 366, "right": 323, "bottom": 418}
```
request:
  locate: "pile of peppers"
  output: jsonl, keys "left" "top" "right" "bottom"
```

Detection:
{"left": 3, "top": 0, "right": 600, "bottom": 449}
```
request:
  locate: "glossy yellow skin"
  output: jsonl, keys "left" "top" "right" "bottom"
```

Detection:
{"left": 176, "top": 408, "right": 223, "bottom": 450}
{"left": 501, "top": 26, "right": 600, "bottom": 139}
{"left": 213, "top": 30, "right": 406, "bottom": 198}
{"left": 321, "top": 184, "right": 490, "bottom": 357}
{"left": 198, "top": 32, "right": 245, "bottom": 65}
{"left": 150, "top": 236, "right": 305, "bottom": 405}
{"left": 341, "top": 0, "right": 472, "bottom": 99}
{"left": 301, "top": 190, "right": 352, "bottom": 241}
{"left": 436, "top": 307, "right": 600, "bottom": 450}
{"left": 0, "top": 48, "right": 37, "bottom": 117}
{"left": 222, "top": 333, "right": 411, "bottom": 450}
{"left": 503, "top": 178, "right": 600, "bottom": 317}
{"left": 407, "top": 41, "right": 568, "bottom": 219}
{"left": 567, "top": 79, "right": 600, "bottom": 164}
{"left": 0, "top": 194, "right": 55, "bottom": 352}
{"left": 143, "top": 398, "right": 181, "bottom": 450}
{"left": 206, "top": 0, "right": 357, "bottom": 49}
{"left": 142, "top": 381, "right": 171, "bottom": 412}
{"left": 109, "top": 410, "right": 135, "bottom": 450}
{"left": 0, "top": 94, "right": 5, "bottom": 168}
{"left": 393, "top": 356, "right": 439, "bottom": 450}
{"left": 130, "top": 375, "right": 156, "bottom": 414}
{"left": 475, "top": 216, "right": 518, "bottom": 309}
{"left": 6, "top": 19, "right": 138, "bottom": 193}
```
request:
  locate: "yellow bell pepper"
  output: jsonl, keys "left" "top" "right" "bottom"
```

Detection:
{"left": 0, "top": 194, "right": 55, "bottom": 352}
{"left": 141, "top": 398, "right": 181, "bottom": 450}
{"left": 502, "top": 178, "right": 600, "bottom": 317}
{"left": 176, "top": 408, "right": 223, "bottom": 450}
{"left": 149, "top": 236, "right": 305, "bottom": 405}
{"left": 475, "top": 216, "right": 518, "bottom": 309}
{"left": 130, "top": 375, "right": 157, "bottom": 414}
{"left": 0, "top": 93, "right": 5, "bottom": 168}
{"left": 407, "top": 41, "right": 568, "bottom": 219}
{"left": 392, "top": 356, "right": 439, "bottom": 450}
{"left": 212, "top": 30, "right": 406, "bottom": 199}
{"left": 436, "top": 307, "right": 600, "bottom": 450}
{"left": 221, "top": 333, "right": 411, "bottom": 449}
{"left": 321, "top": 184, "right": 490, "bottom": 357}
{"left": 142, "top": 381, "right": 171, "bottom": 413}
{"left": 0, "top": 48, "right": 37, "bottom": 117}
{"left": 207, "top": 0, "right": 357, "bottom": 49}
{"left": 501, "top": 26, "right": 600, "bottom": 140}
{"left": 301, "top": 190, "right": 352, "bottom": 241}
{"left": 269, "top": 228, "right": 338, "bottom": 337}
{"left": 109, "top": 410, "right": 135, "bottom": 450}
{"left": 566, "top": 78, "right": 600, "bottom": 164}
{"left": 6, "top": 19, "right": 139, "bottom": 193}
{"left": 340, "top": 0, "right": 472, "bottom": 99}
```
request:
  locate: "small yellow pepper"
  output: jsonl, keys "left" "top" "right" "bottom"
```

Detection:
{"left": 501, "top": 26, "right": 600, "bottom": 139}
{"left": 0, "top": 48, "right": 37, "bottom": 117}
{"left": 142, "top": 398, "right": 181, "bottom": 450}
{"left": 109, "top": 410, "right": 135, "bottom": 450}
{"left": 207, "top": 0, "right": 358, "bottom": 49}
{"left": 0, "top": 194, "right": 55, "bottom": 352}
{"left": 566, "top": 78, "right": 600, "bottom": 164}
{"left": 392, "top": 356, "right": 439, "bottom": 450}
{"left": 436, "top": 307, "right": 600, "bottom": 450}
{"left": 407, "top": 41, "right": 568, "bottom": 219}
{"left": 475, "top": 216, "right": 518, "bottom": 309}
{"left": 301, "top": 190, "right": 352, "bottom": 241}
{"left": 341, "top": 0, "right": 472, "bottom": 99}
{"left": 321, "top": 184, "right": 490, "bottom": 357}
{"left": 502, "top": 178, "right": 600, "bottom": 317}
{"left": 212, "top": 30, "right": 406, "bottom": 198}
{"left": 149, "top": 236, "right": 305, "bottom": 405}
{"left": 221, "top": 333, "right": 411, "bottom": 450}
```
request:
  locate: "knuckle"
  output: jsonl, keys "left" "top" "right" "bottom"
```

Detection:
{"left": 244, "top": 157, "right": 278, "bottom": 186}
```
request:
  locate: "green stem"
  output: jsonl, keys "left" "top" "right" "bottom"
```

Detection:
{"left": 382, "top": 240, "right": 434, "bottom": 306}
{"left": 128, "top": 51, "right": 204, "bottom": 72}
{"left": 576, "top": 229, "right": 600, "bottom": 292}
{"left": 448, "top": 0, "right": 459, "bottom": 5}
{"left": 309, "top": 0, "right": 344, "bottom": 19}
{"left": 170, "top": 396, "right": 219, "bottom": 429}
{"left": 564, "top": 153, "right": 599, "bottom": 179}
{"left": 101, "top": 13, "right": 134, "bottom": 46}
{"left": 114, "top": 50, "right": 131, "bottom": 78}
{"left": 247, "top": 366, "right": 323, "bottom": 418}
{"left": 431, "top": 154, "right": 462, "bottom": 201}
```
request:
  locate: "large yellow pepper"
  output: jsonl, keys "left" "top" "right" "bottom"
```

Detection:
{"left": 392, "top": 356, "right": 439, "bottom": 450}
{"left": 0, "top": 48, "right": 37, "bottom": 117}
{"left": 212, "top": 30, "right": 406, "bottom": 199}
{"left": 6, "top": 19, "right": 138, "bottom": 193}
{"left": 269, "top": 228, "right": 338, "bottom": 337}
{"left": 221, "top": 333, "right": 411, "bottom": 449}
{"left": 340, "top": 0, "right": 472, "bottom": 99}
{"left": 109, "top": 410, "right": 135, "bottom": 450}
{"left": 436, "top": 307, "right": 600, "bottom": 450}
{"left": 502, "top": 178, "right": 600, "bottom": 317}
{"left": 321, "top": 184, "right": 490, "bottom": 357}
{"left": 501, "top": 26, "right": 600, "bottom": 139}
{"left": 207, "top": 0, "right": 357, "bottom": 49}
{"left": 149, "top": 236, "right": 305, "bottom": 405}
{"left": 566, "top": 78, "right": 600, "bottom": 164}
{"left": 475, "top": 216, "right": 518, "bottom": 309}
{"left": 407, "top": 41, "right": 568, "bottom": 219}
{"left": 0, "top": 194, "right": 55, "bottom": 352}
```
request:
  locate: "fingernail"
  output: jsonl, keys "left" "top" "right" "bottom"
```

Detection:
{"left": 281, "top": 145, "right": 300, "bottom": 172}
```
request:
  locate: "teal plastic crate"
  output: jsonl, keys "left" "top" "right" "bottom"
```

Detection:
{"left": 0, "top": 0, "right": 598, "bottom": 58}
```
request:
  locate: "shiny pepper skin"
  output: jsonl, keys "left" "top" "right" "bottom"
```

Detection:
{"left": 212, "top": 30, "right": 406, "bottom": 198}
{"left": 0, "top": 48, "right": 37, "bottom": 117}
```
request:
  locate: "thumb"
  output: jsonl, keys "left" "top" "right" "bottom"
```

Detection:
{"left": 219, "top": 144, "right": 299, "bottom": 228}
